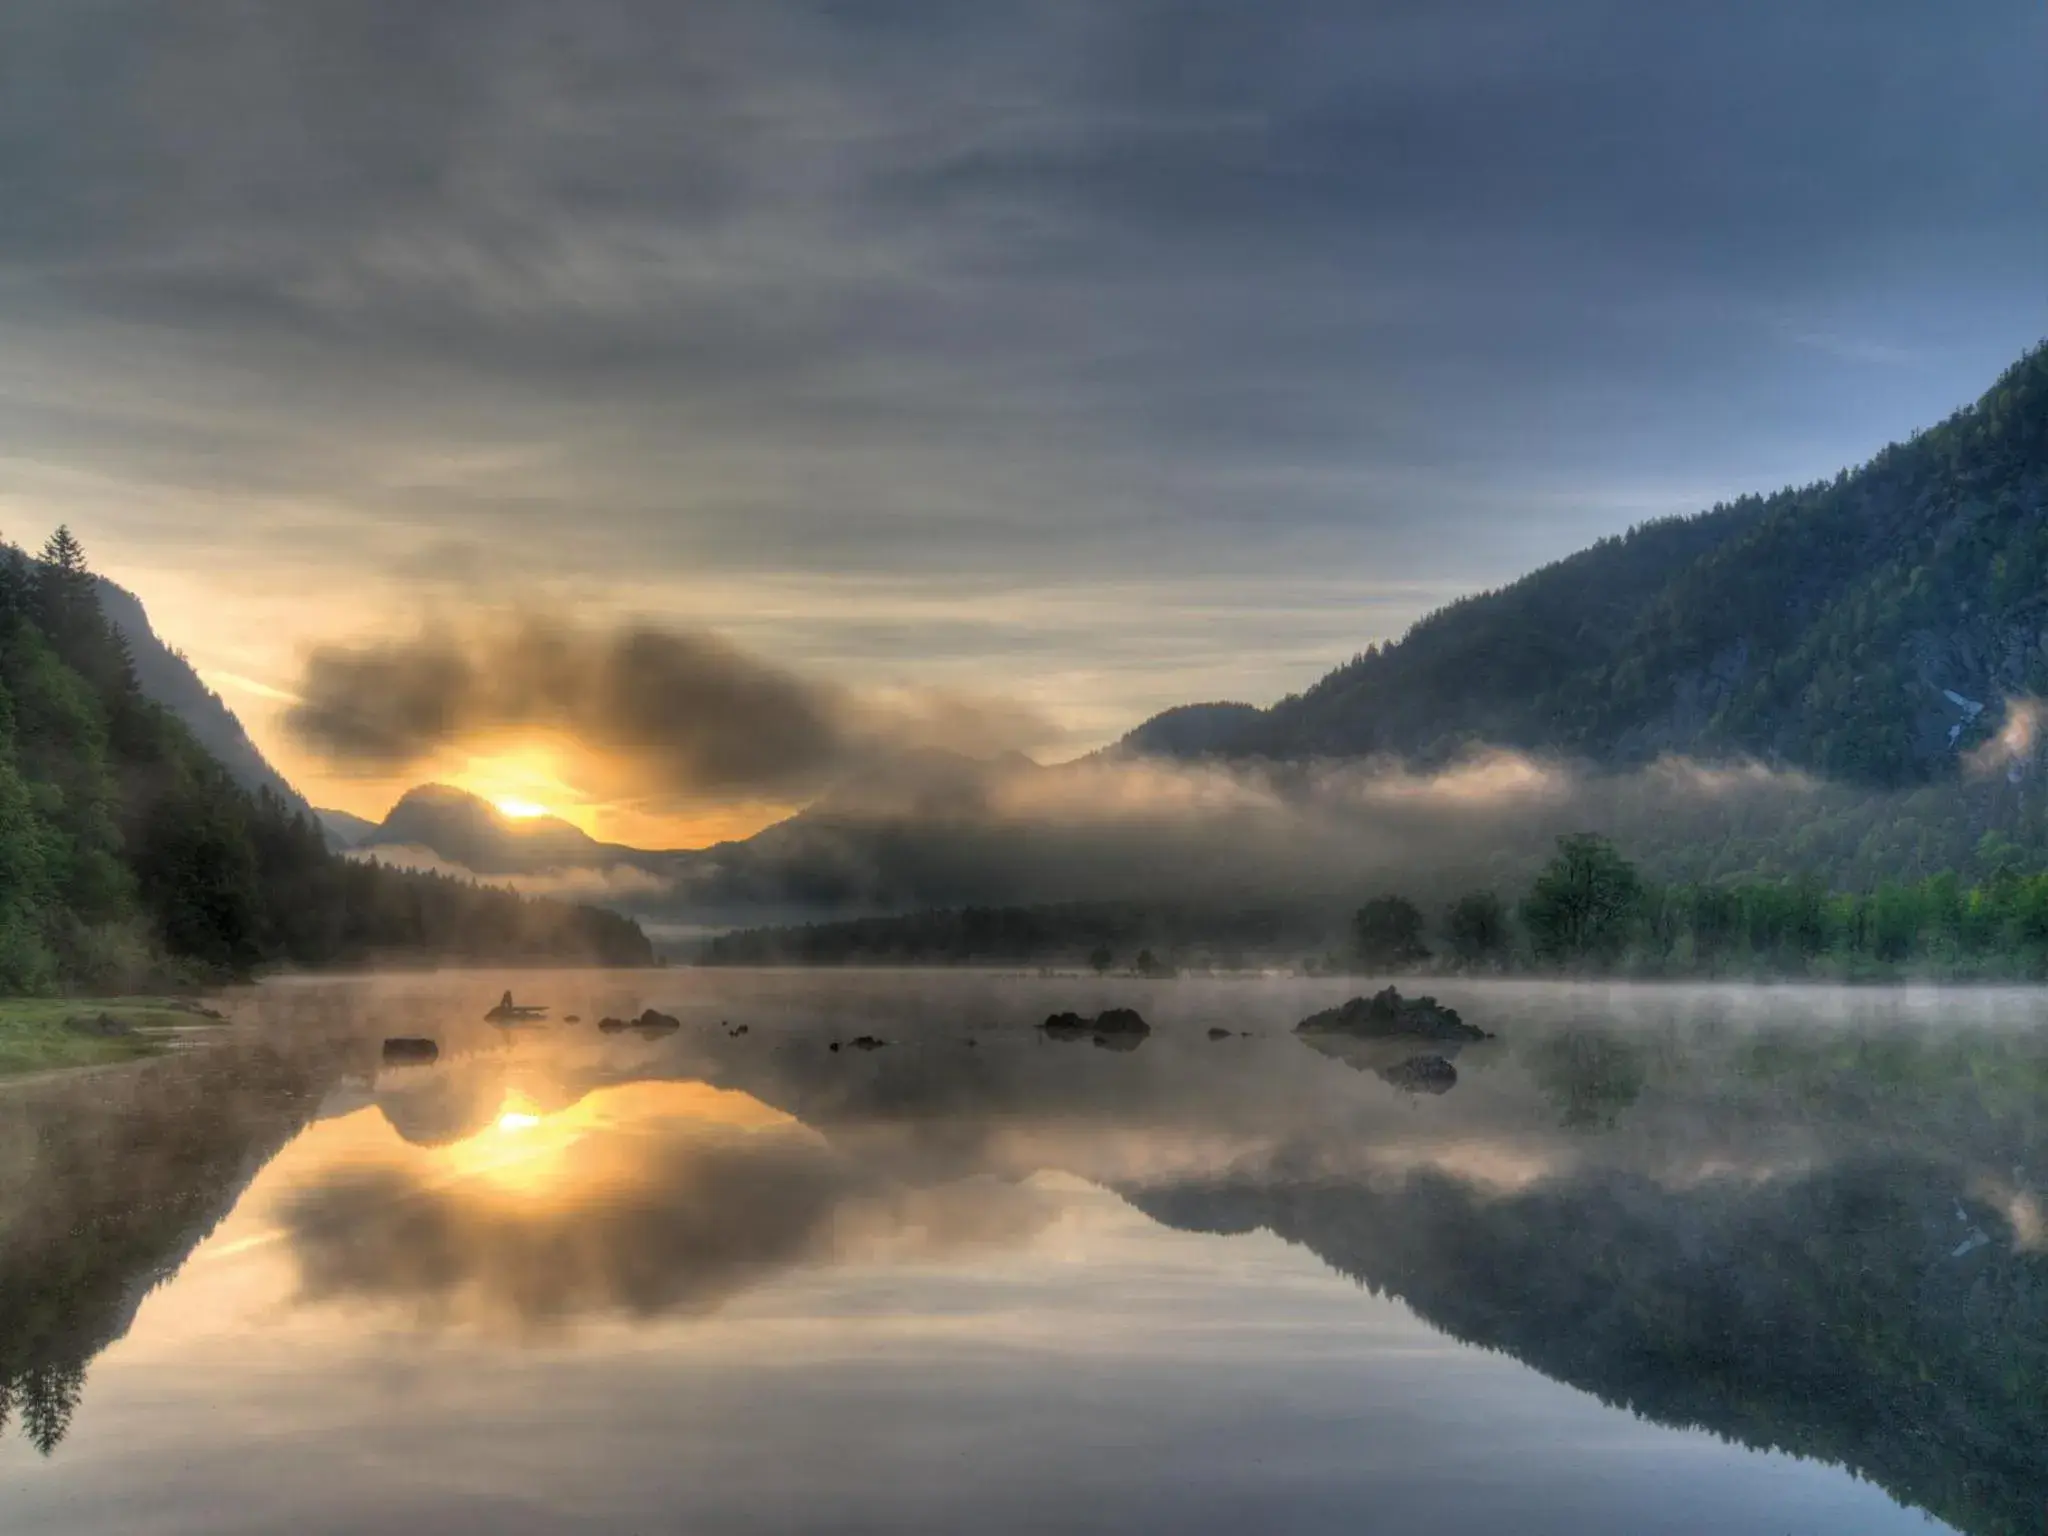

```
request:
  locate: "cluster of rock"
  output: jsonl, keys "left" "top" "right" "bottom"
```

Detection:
{"left": 1042, "top": 1007, "right": 1151, "bottom": 1050}
{"left": 598, "top": 1008, "right": 681, "bottom": 1036}
{"left": 1291, "top": 988, "right": 1495, "bottom": 1097}
{"left": 1293, "top": 987, "right": 1489, "bottom": 1042}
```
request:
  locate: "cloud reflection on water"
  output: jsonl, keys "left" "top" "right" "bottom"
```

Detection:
{"left": 274, "top": 1080, "right": 1057, "bottom": 1332}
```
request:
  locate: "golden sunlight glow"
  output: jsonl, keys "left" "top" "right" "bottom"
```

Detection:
{"left": 446, "top": 740, "right": 591, "bottom": 830}
{"left": 274, "top": 721, "right": 804, "bottom": 850}
{"left": 423, "top": 1082, "right": 800, "bottom": 1202}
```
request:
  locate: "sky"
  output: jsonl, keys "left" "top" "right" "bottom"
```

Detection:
{"left": 0, "top": 1, "right": 2042, "bottom": 844}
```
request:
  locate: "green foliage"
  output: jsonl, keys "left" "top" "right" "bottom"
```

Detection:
{"left": 0, "top": 998, "right": 207, "bottom": 1076}
{"left": 1522, "top": 834, "right": 1644, "bottom": 966}
{"left": 705, "top": 843, "right": 2048, "bottom": 981}
{"left": 1352, "top": 893, "right": 1430, "bottom": 969}
{"left": 0, "top": 528, "right": 655, "bottom": 990}
{"left": 1134, "top": 947, "right": 1174, "bottom": 978}
{"left": 1245, "top": 344, "right": 2048, "bottom": 788}
{"left": 1442, "top": 890, "right": 1509, "bottom": 968}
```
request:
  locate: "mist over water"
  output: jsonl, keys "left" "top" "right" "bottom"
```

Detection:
{"left": 1, "top": 970, "right": 2039, "bottom": 1534}
{"left": 350, "top": 744, "right": 1855, "bottom": 922}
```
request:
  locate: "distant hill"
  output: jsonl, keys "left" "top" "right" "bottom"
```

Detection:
{"left": 92, "top": 577, "right": 312, "bottom": 813}
{"left": 373, "top": 785, "right": 623, "bottom": 873}
{"left": 314, "top": 807, "right": 380, "bottom": 848}
{"left": 1113, "top": 701, "right": 1262, "bottom": 759}
{"left": 354, "top": 345, "right": 2048, "bottom": 927}
{"left": 1123, "top": 344, "right": 2048, "bottom": 785}
{"left": 353, "top": 784, "right": 660, "bottom": 878}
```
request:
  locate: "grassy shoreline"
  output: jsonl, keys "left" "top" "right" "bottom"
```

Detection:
{"left": 0, "top": 997, "right": 227, "bottom": 1077}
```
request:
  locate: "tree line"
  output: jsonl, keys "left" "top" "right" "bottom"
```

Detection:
{"left": 699, "top": 829, "right": 2048, "bottom": 980}
{"left": 1355, "top": 832, "right": 2048, "bottom": 978}
{"left": 0, "top": 527, "right": 652, "bottom": 991}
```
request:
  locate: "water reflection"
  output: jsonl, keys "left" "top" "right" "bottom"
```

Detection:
{"left": 1296, "top": 1032, "right": 1480, "bottom": 1094}
{"left": 281, "top": 1079, "right": 1054, "bottom": 1330}
{"left": 1, "top": 975, "right": 2044, "bottom": 1534}
{"left": 0, "top": 1036, "right": 337, "bottom": 1452}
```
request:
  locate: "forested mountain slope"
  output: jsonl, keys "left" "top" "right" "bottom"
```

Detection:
{"left": 90, "top": 578, "right": 311, "bottom": 814}
{"left": 1136, "top": 345, "right": 2048, "bottom": 785}
{"left": 0, "top": 529, "right": 653, "bottom": 989}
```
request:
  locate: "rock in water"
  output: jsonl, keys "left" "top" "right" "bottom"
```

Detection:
{"left": 1377, "top": 1054, "right": 1458, "bottom": 1095}
{"left": 1093, "top": 1007, "right": 1150, "bottom": 1037}
{"left": 1042, "top": 1011, "right": 1092, "bottom": 1040}
{"left": 1294, "top": 987, "right": 1488, "bottom": 1042}
{"left": 1043, "top": 1008, "right": 1151, "bottom": 1049}
{"left": 381, "top": 1037, "right": 439, "bottom": 1065}
{"left": 635, "top": 1008, "right": 680, "bottom": 1036}
{"left": 1207, "top": 1027, "right": 1233, "bottom": 1041}
{"left": 597, "top": 1016, "right": 631, "bottom": 1034}
{"left": 1043, "top": 1008, "right": 1151, "bottom": 1043}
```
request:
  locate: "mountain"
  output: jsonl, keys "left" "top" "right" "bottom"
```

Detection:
{"left": 1128, "top": 344, "right": 2048, "bottom": 784}
{"left": 352, "top": 785, "right": 662, "bottom": 878}
{"left": 349, "top": 345, "right": 2048, "bottom": 928}
{"left": 92, "top": 577, "right": 312, "bottom": 813}
{"left": 314, "top": 808, "right": 380, "bottom": 848}
{"left": 373, "top": 785, "right": 625, "bottom": 874}
{"left": 1112, "top": 701, "right": 1262, "bottom": 759}
{"left": 0, "top": 534, "right": 654, "bottom": 985}
{"left": 348, "top": 751, "right": 1046, "bottom": 891}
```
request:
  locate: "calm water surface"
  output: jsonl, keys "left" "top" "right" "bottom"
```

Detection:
{"left": 2, "top": 971, "right": 2042, "bottom": 1534}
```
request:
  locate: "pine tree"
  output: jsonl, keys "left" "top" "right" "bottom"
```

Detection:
{"left": 33, "top": 525, "right": 90, "bottom": 626}
{"left": 0, "top": 543, "right": 29, "bottom": 626}
{"left": 32, "top": 527, "right": 132, "bottom": 697}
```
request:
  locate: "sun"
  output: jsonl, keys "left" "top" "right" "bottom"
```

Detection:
{"left": 493, "top": 796, "right": 551, "bottom": 820}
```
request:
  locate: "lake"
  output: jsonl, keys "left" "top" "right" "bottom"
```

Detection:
{"left": 1, "top": 970, "right": 2041, "bottom": 1534}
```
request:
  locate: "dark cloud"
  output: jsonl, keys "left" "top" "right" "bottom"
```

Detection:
{"left": 1, "top": 2, "right": 2042, "bottom": 734}
{"left": 284, "top": 614, "right": 1048, "bottom": 801}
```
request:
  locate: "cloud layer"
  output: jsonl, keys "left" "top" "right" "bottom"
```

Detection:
{"left": 4, "top": 0, "right": 2043, "bottom": 823}
{"left": 286, "top": 614, "right": 1049, "bottom": 805}
{"left": 659, "top": 748, "right": 1831, "bottom": 914}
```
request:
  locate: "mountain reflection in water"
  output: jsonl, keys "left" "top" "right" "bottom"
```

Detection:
{"left": 0, "top": 973, "right": 2042, "bottom": 1535}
